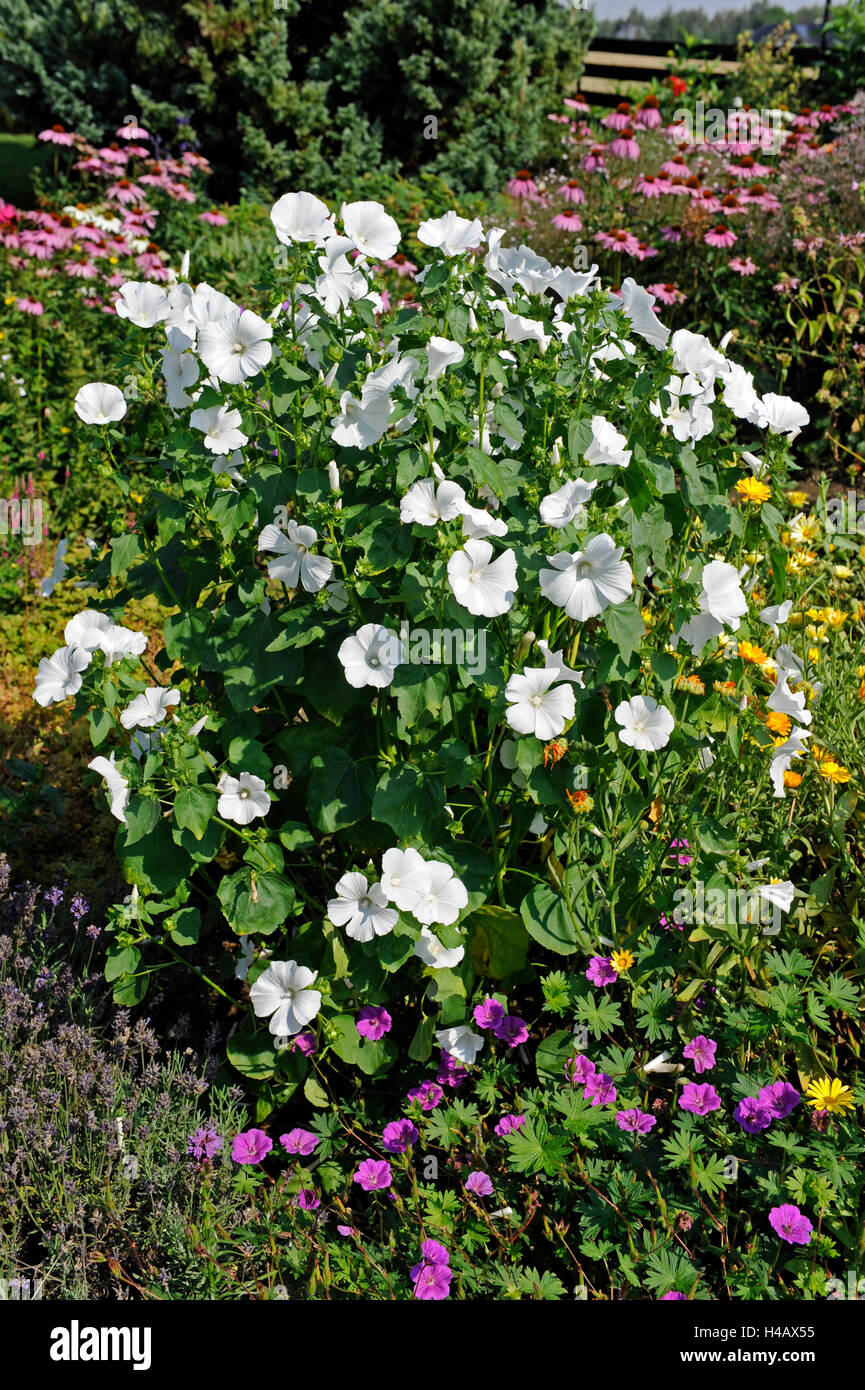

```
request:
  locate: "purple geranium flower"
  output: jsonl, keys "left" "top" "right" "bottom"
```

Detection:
{"left": 473, "top": 997, "right": 505, "bottom": 1031}
{"left": 296, "top": 1188, "right": 320, "bottom": 1210}
{"left": 769, "top": 1204, "right": 813, "bottom": 1245}
{"left": 407, "top": 1080, "right": 443, "bottom": 1111}
{"left": 353, "top": 1159, "right": 393, "bottom": 1192}
{"left": 734, "top": 1097, "right": 773, "bottom": 1133}
{"left": 465, "top": 1171, "right": 494, "bottom": 1196}
{"left": 494, "top": 1113, "right": 526, "bottom": 1138}
{"left": 382, "top": 1119, "right": 418, "bottom": 1154}
{"left": 566, "top": 1053, "right": 597, "bottom": 1086}
{"left": 437, "top": 1051, "right": 467, "bottom": 1089}
{"left": 661, "top": 1291, "right": 688, "bottom": 1300}
{"left": 186, "top": 1125, "right": 223, "bottom": 1161}
{"left": 280, "top": 1127, "right": 320, "bottom": 1157}
{"left": 356, "top": 1005, "right": 392, "bottom": 1041}
{"left": 683, "top": 1035, "right": 717, "bottom": 1073}
{"left": 616, "top": 1108, "right": 656, "bottom": 1134}
{"left": 289, "top": 1028, "right": 317, "bottom": 1057}
{"left": 584, "top": 1071, "right": 617, "bottom": 1106}
{"left": 412, "top": 1262, "right": 453, "bottom": 1300}
{"left": 586, "top": 955, "right": 618, "bottom": 987}
{"left": 758, "top": 1081, "right": 801, "bottom": 1120}
{"left": 231, "top": 1128, "right": 273, "bottom": 1165}
{"left": 494, "top": 1015, "right": 529, "bottom": 1047}
{"left": 678, "top": 1083, "right": 721, "bottom": 1117}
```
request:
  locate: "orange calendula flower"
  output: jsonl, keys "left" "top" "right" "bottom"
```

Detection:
{"left": 783, "top": 770, "right": 802, "bottom": 789}
{"left": 543, "top": 739, "right": 567, "bottom": 767}
{"left": 610, "top": 949, "right": 635, "bottom": 973}
{"left": 857, "top": 680, "right": 865, "bottom": 701}
{"left": 567, "top": 789, "right": 594, "bottom": 813}
{"left": 676, "top": 673, "right": 705, "bottom": 695}
{"left": 737, "top": 639, "right": 769, "bottom": 665}
{"left": 765, "top": 710, "right": 792, "bottom": 737}
{"left": 805, "top": 1076, "right": 855, "bottom": 1113}
{"left": 736, "top": 477, "right": 771, "bottom": 503}
{"left": 713, "top": 680, "right": 737, "bottom": 696}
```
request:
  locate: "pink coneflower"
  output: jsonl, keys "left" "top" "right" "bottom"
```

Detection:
{"left": 107, "top": 179, "right": 146, "bottom": 204}
{"left": 660, "top": 154, "right": 691, "bottom": 177}
{"left": 557, "top": 179, "right": 585, "bottom": 204}
{"left": 379, "top": 252, "right": 418, "bottom": 277}
{"left": 38, "top": 124, "right": 76, "bottom": 146}
{"left": 595, "top": 227, "right": 640, "bottom": 256}
{"left": 603, "top": 102, "right": 633, "bottom": 131}
{"left": 729, "top": 255, "right": 757, "bottom": 276}
{"left": 16, "top": 297, "right": 44, "bottom": 315}
{"left": 728, "top": 154, "right": 772, "bottom": 178}
{"left": 666, "top": 175, "right": 689, "bottom": 196}
{"left": 634, "top": 241, "right": 658, "bottom": 261}
{"left": 0, "top": 200, "right": 18, "bottom": 223}
{"left": 719, "top": 191, "right": 743, "bottom": 215}
{"left": 704, "top": 223, "right": 737, "bottom": 248}
{"left": 564, "top": 93, "right": 591, "bottom": 114}
{"left": 199, "top": 209, "right": 229, "bottom": 226}
{"left": 696, "top": 188, "right": 722, "bottom": 213}
{"left": 507, "top": 169, "right": 538, "bottom": 199}
{"left": 661, "top": 226, "right": 682, "bottom": 242}
{"left": 552, "top": 207, "right": 583, "bottom": 232}
{"left": 116, "top": 122, "right": 150, "bottom": 140}
{"left": 635, "top": 95, "right": 662, "bottom": 128}
{"left": 634, "top": 173, "right": 669, "bottom": 198}
{"left": 609, "top": 128, "right": 641, "bottom": 160}
{"left": 548, "top": 113, "right": 569, "bottom": 124}
{"left": 583, "top": 145, "right": 607, "bottom": 173}
{"left": 98, "top": 145, "right": 128, "bottom": 165}
{"left": 647, "top": 282, "right": 686, "bottom": 306}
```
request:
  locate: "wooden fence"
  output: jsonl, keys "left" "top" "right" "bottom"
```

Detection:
{"left": 581, "top": 37, "right": 823, "bottom": 105}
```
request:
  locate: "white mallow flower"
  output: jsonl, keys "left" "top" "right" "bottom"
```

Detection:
{"left": 33, "top": 645, "right": 91, "bottom": 706}
{"left": 760, "top": 393, "right": 809, "bottom": 440}
{"left": 774, "top": 643, "right": 804, "bottom": 682}
{"left": 537, "top": 639, "right": 584, "bottom": 686}
{"left": 257, "top": 520, "right": 333, "bottom": 592}
{"left": 539, "top": 477, "right": 596, "bottom": 528}
{"left": 495, "top": 303, "right": 551, "bottom": 353}
{"left": 120, "top": 686, "right": 181, "bottom": 729}
{"left": 549, "top": 265, "right": 598, "bottom": 302}
{"left": 414, "top": 927, "right": 466, "bottom": 969}
{"left": 39, "top": 539, "right": 69, "bottom": 597}
{"left": 615, "top": 695, "right": 675, "bottom": 751}
{"left": 65, "top": 610, "right": 147, "bottom": 661}
{"left": 341, "top": 200, "right": 400, "bottom": 260}
{"left": 212, "top": 449, "right": 245, "bottom": 485}
{"left": 270, "top": 191, "right": 334, "bottom": 245}
{"left": 505, "top": 667, "right": 576, "bottom": 740}
{"left": 314, "top": 235, "right": 368, "bottom": 314}
{"left": 198, "top": 307, "right": 273, "bottom": 385}
{"left": 327, "top": 872, "right": 398, "bottom": 941}
{"left": 721, "top": 362, "right": 764, "bottom": 422}
{"left": 742, "top": 450, "right": 768, "bottom": 478}
{"left": 115, "top": 280, "right": 170, "bottom": 328}
{"left": 759, "top": 599, "right": 793, "bottom": 638}
{"left": 588, "top": 337, "right": 637, "bottom": 379}
{"left": 338, "top": 623, "right": 404, "bottom": 688}
{"left": 73, "top": 382, "right": 127, "bottom": 426}
{"left": 460, "top": 503, "right": 508, "bottom": 540}
{"left": 362, "top": 350, "right": 420, "bottom": 403}
{"left": 584, "top": 415, "right": 632, "bottom": 468}
{"left": 417, "top": 211, "right": 484, "bottom": 256}
{"left": 190, "top": 402, "right": 248, "bottom": 455}
{"left": 770, "top": 727, "right": 811, "bottom": 797}
{"left": 412, "top": 861, "right": 469, "bottom": 926}
{"left": 88, "top": 752, "right": 131, "bottom": 825}
{"left": 539, "top": 533, "right": 633, "bottom": 621}
{"left": 381, "top": 847, "right": 430, "bottom": 913}
{"left": 757, "top": 880, "right": 795, "bottom": 913}
{"left": 161, "top": 332, "right": 199, "bottom": 408}
{"left": 400, "top": 478, "right": 466, "bottom": 526}
{"left": 330, "top": 389, "right": 391, "bottom": 449}
{"left": 427, "top": 336, "right": 464, "bottom": 382}
{"left": 676, "top": 559, "right": 748, "bottom": 655}
{"left": 670, "top": 329, "right": 727, "bottom": 388}
{"left": 614, "top": 277, "right": 671, "bottom": 348}
{"left": 767, "top": 675, "right": 811, "bottom": 726}
{"left": 249, "top": 960, "right": 322, "bottom": 1038}
{"left": 650, "top": 375, "right": 714, "bottom": 443}
{"left": 447, "top": 539, "right": 517, "bottom": 617}
{"left": 435, "top": 1024, "right": 484, "bottom": 1064}
{"left": 217, "top": 771, "right": 270, "bottom": 825}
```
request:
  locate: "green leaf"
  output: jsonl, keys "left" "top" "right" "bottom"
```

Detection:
{"left": 604, "top": 602, "right": 647, "bottom": 661}
{"left": 467, "top": 906, "right": 530, "bottom": 978}
{"left": 227, "top": 1032, "right": 276, "bottom": 1081}
{"left": 304, "top": 1076, "right": 329, "bottom": 1108}
{"left": 167, "top": 905, "right": 200, "bottom": 947}
{"left": 217, "top": 869, "right": 297, "bottom": 936}
{"left": 173, "top": 786, "right": 217, "bottom": 841}
{"left": 520, "top": 883, "right": 582, "bottom": 956}
{"left": 372, "top": 765, "right": 446, "bottom": 839}
{"left": 308, "top": 749, "right": 374, "bottom": 833}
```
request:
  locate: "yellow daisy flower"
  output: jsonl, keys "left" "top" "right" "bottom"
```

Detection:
{"left": 812, "top": 748, "right": 851, "bottom": 783}
{"left": 805, "top": 1077, "right": 855, "bottom": 1113}
{"left": 786, "top": 489, "right": 810, "bottom": 507}
{"left": 611, "top": 949, "right": 635, "bottom": 973}
{"left": 737, "top": 639, "right": 769, "bottom": 665}
{"left": 736, "top": 477, "right": 771, "bottom": 504}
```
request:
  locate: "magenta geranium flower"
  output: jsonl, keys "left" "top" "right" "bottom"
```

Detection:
{"left": 356, "top": 1005, "right": 392, "bottom": 1040}
{"left": 296, "top": 1188, "right": 320, "bottom": 1210}
{"left": 494, "top": 1113, "right": 526, "bottom": 1138}
{"left": 584, "top": 1071, "right": 617, "bottom": 1107}
{"left": 734, "top": 1097, "right": 773, "bottom": 1133}
{"left": 353, "top": 1159, "right": 393, "bottom": 1192}
{"left": 289, "top": 1027, "right": 317, "bottom": 1057}
{"left": 661, "top": 1291, "right": 688, "bottom": 1300}
{"left": 280, "top": 1128, "right": 320, "bottom": 1156}
{"left": 437, "top": 1051, "right": 467, "bottom": 1089}
{"left": 465, "top": 1171, "right": 494, "bottom": 1196}
{"left": 758, "top": 1082, "right": 801, "bottom": 1120}
{"left": 566, "top": 1052, "right": 597, "bottom": 1086}
{"left": 473, "top": 997, "right": 505, "bottom": 1031}
{"left": 231, "top": 1128, "right": 273, "bottom": 1164}
{"left": 616, "top": 1108, "right": 656, "bottom": 1134}
{"left": 683, "top": 1035, "right": 717, "bottom": 1073}
{"left": 586, "top": 955, "right": 618, "bottom": 987}
{"left": 382, "top": 1119, "right": 418, "bottom": 1154}
{"left": 678, "top": 1083, "right": 721, "bottom": 1116}
{"left": 769, "top": 1204, "right": 813, "bottom": 1245}
{"left": 494, "top": 1015, "right": 529, "bottom": 1047}
{"left": 407, "top": 1080, "right": 443, "bottom": 1111}
{"left": 413, "top": 1262, "right": 453, "bottom": 1300}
